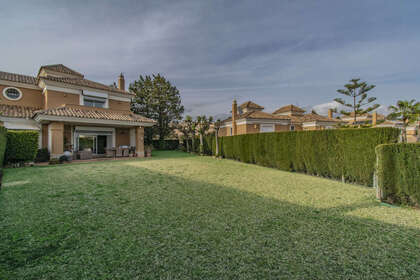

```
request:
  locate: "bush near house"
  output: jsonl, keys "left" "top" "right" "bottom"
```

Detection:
{"left": 0, "top": 127, "right": 7, "bottom": 187}
{"left": 201, "top": 128, "right": 399, "bottom": 186}
{"left": 0, "top": 127, "right": 7, "bottom": 166}
{"left": 5, "top": 130, "right": 39, "bottom": 164}
{"left": 35, "top": 148, "right": 50, "bottom": 163}
{"left": 375, "top": 143, "right": 420, "bottom": 206}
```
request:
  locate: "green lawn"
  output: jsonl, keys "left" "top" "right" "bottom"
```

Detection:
{"left": 1, "top": 151, "right": 419, "bottom": 279}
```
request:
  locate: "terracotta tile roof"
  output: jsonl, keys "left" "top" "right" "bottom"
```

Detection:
{"left": 290, "top": 113, "right": 341, "bottom": 123}
{"left": 39, "top": 64, "right": 84, "bottom": 78}
{"left": 273, "top": 104, "right": 305, "bottom": 114}
{"left": 239, "top": 101, "right": 264, "bottom": 110}
{"left": 223, "top": 110, "right": 290, "bottom": 123}
{"left": 0, "top": 104, "right": 41, "bottom": 118}
{"left": 40, "top": 76, "right": 132, "bottom": 95}
{"left": 34, "top": 104, "right": 155, "bottom": 124}
{"left": 0, "top": 71, "right": 37, "bottom": 85}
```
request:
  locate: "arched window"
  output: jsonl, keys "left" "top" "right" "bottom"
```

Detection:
{"left": 3, "top": 87, "right": 23, "bottom": 101}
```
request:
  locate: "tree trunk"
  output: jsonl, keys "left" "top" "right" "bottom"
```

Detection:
{"left": 186, "top": 137, "right": 190, "bottom": 152}
{"left": 402, "top": 126, "right": 407, "bottom": 143}
{"left": 215, "top": 131, "right": 219, "bottom": 157}
{"left": 191, "top": 135, "right": 195, "bottom": 153}
{"left": 199, "top": 134, "right": 204, "bottom": 155}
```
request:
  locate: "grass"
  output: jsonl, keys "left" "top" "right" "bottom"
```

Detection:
{"left": 0, "top": 151, "right": 419, "bottom": 279}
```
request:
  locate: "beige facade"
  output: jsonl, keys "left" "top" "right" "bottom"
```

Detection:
{"left": 0, "top": 84, "right": 43, "bottom": 108}
{"left": 109, "top": 99, "right": 130, "bottom": 111}
{"left": 219, "top": 101, "right": 338, "bottom": 137}
{"left": 0, "top": 64, "right": 155, "bottom": 158}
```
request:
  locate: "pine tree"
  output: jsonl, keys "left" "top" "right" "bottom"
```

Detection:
{"left": 334, "top": 78, "right": 379, "bottom": 124}
{"left": 130, "top": 74, "right": 184, "bottom": 142}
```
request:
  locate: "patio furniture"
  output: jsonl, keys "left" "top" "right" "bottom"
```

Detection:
{"left": 129, "top": 146, "right": 136, "bottom": 157}
{"left": 79, "top": 149, "right": 93, "bottom": 160}
{"left": 116, "top": 148, "right": 123, "bottom": 157}
{"left": 105, "top": 148, "right": 115, "bottom": 158}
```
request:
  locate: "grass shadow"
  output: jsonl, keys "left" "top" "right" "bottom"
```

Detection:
{"left": 0, "top": 155, "right": 419, "bottom": 279}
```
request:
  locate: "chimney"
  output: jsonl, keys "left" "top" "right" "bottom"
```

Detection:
{"left": 118, "top": 73, "right": 125, "bottom": 91}
{"left": 328, "top": 108, "right": 333, "bottom": 119}
{"left": 372, "top": 111, "right": 377, "bottom": 126}
{"left": 232, "top": 99, "right": 238, "bottom": 136}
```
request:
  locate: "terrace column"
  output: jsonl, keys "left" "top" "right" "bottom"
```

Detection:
{"left": 48, "top": 122, "right": 64, "bottom": 158}
{"left": 135, "top": 126, "right": 145, "bottom": 158}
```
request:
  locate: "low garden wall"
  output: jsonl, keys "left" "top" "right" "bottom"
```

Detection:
{"left": 196, "top": 128, "right": 400, "bottom": 187}
{"left": 375, "top": 143, "right": 420, "bottom": 206}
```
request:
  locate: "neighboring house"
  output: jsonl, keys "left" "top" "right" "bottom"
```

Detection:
{"left": 218, "top": 100, "right": 340, "bottom": 136}
{"left": 272, "top": 104, "right": 341, "bottom": 131}
{"left": 376, "top": 119, "right": 419, "bottom": 143}
{"left": 340, "top": 112, "right": 386, "bottom": 125}
{"left": 341, "top": 111, "right": 419, "bottom": 142}
{"left": 0, "top": 64, "right": 155, "bottom": 158}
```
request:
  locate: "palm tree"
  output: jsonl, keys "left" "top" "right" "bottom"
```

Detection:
{"left": 387, "top": 99, "right": 419, "bottom": 142}
{"left": 213, "top": 119, "right": 222, "bottom": 157}
{"left": 184, "top": 115, "right": 196, "bottom": 153}
{"left": 177, "top": 121, "right": 191, "bottom": 152}
{"left": 196, "top": 115, "right": 213, "bottom": 155}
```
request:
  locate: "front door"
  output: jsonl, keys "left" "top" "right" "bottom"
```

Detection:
{"left": 97, "top": 135, "right": 107, "bottom": 154}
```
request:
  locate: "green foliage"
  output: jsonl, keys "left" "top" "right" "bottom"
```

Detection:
{"left": 202, "top": 128, "right": 399, "bottom": 186}
{"left": 1, "top": 151, "right": 419, "bottom": 278}
{"left": 196, "top": 115, "right": 213, "bottom": 154}
{"left": 35, "top": 148, "right": 50, "bottom": 163}
{"left": 152, "top": 140, "right": 180, "bottom": 150}
{"left": 130, "top": 74, "right": 184, "bottom": 141}
{"left": 387, "top": 99, "right": 419, "bottom": 142}
{"left": 5, "top": 130, "right": 39, "bottom": 163}
{"left": 0, "top": 127, "right": 7, "bottom": 166}
{"left": 376, "top": 143, "right": 420, "bottom": 206}
{"left": 334, "top": 78, "right": 379, "bottom": 123}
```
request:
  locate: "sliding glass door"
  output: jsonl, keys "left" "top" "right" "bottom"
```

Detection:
{"left": 78, "top": 135, "right": 97, "bottom": 153}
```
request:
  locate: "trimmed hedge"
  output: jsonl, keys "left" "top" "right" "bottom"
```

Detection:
{"left": 201, "top": 128, "right": 400, "bottom": 186}
{"left": 0, "top": 127, "right": 7, "bottom": 167}
{"left": 5, "top": 130, "right": 39, "bottom": 163}
{"left": 375, "top": 143, "right": 420, "bottom": 206}
{"left": 152, "top": 140, "right": 180, "bottom": 150}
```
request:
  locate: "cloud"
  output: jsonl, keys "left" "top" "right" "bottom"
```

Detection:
{"left": 0, "top": 0, "right": 419, "bottom": 118}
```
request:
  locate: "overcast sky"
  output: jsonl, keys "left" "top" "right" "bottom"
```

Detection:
{"left": 1, "top": 0, "right": 419, "bottom": 117}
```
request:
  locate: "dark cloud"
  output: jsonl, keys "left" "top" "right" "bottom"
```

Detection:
{"left": 1, "top": 0, "right": 419, "bottom": 116}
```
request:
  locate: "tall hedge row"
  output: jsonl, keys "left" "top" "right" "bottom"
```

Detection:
{"left": 152, "top": 140, "right": 180, "bottom": 150}
{"left": 0, "top": 127, "right": 7, "bottom": 167}
{"left": 5, "top": 130, "right": 39, "bottom": 163}
{"left": 202, "top": 128, "right": 400, "bottom": 186}
{"left": 375, "top": 143, "right": 420, "bottom": 206}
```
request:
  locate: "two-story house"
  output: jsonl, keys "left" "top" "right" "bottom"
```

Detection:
{"left": 218, "top": 100, "right": 340, "bottom": 136}
{"left": 0, "top": 64, "right": 155, "bottom": 158}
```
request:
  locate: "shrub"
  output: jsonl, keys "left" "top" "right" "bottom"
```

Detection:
{"left": 202, "top": 128, "right": 400, "bottom": 186}
{"left": 0, "top": 127, "right": 7, "bottom": 166}
{"left": 152, "top": 140, "right": 180, "bottom": 150}
{"left": 5, "top": 130, "right": 39, "bottom": 164}
{"left": 375, "top": 143, "right": 420, "bottom": 206}
{"left": 35, "top": 148, "right": 50, "bottom": 163}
